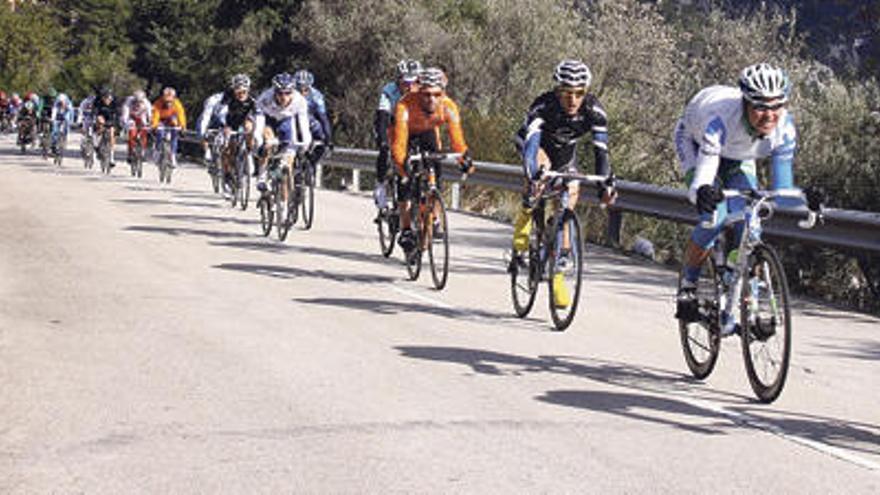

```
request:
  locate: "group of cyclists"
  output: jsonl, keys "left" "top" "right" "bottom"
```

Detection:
{"left": 3, "top": 57, "right": 824, "bottom": 338}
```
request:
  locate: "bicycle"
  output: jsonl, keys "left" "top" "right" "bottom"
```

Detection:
{"left": 154, "top": 125, "right": 180, "bottom": 184}
{"left": 128, "top": 124, "right": 149, "bottom": 178}
{"left": 81, "top": 126, "right": 95, "bottom": 169}
{"left": 290, "top": 140, "right": 323, "bottom": 230}
{"left": 205, "top": 129, "right": 224, "bottom": 194}
{"left": 39, "top": 118, "right": 51, "bottom": 160}
{"left": 17, "top": 116, "right": 35, "bottom": 154}
{"left": 224, "top": 130, "right": 252, "bottom": 211}
{"left": 95, "top": 125, "right": 113, "bottom": 175}
{"left": 52, "top": 124, "right": 68, "bottom": 167}
{"left": 375, "top": 172, "right": 401, "bottom": 258}
{"left": 677, "top": 189, "right": 821, "bottom": 403}
{"left": 508, "top": 170, "right": 615, "bottom": 331}
{"left": 400, "top": 150, "right": 464, "bottom": 290}
{"left": 256, "top": 142, "right": 296, "bottom": 241}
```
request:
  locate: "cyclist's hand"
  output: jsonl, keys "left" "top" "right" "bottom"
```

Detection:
{"left": 458, "top": 150, "right": 475, "bottom": 175}
{"left": 696, "top": 184, "right": 723, "bottom": 215}
{"left": 803, "top": 185, "right": 826, "bottom": 212}
{"left": 598, "top": 175, "right": 618, "bottom": 206}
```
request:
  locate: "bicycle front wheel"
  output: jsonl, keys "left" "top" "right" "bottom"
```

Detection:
{"left": 510, "top": 238, "right": 540, "bottom": 320}
{"left": 740, "top": 243, "right": 792, "bottom": 403}
{"left": 301, "top": 165, "right": 315, "bottom": 230}
{"left": 276, "top": 187, "right": 291, "bottom": 241}
{"left": 427, "top": 193, "right": 449, "bottom": 290}
{"left": 547, "top": 209, "right": 583, "bottom": 331}
{"left": 258, "top": 195, "right": 273, "bottom": 237}
{"left": 678, "top": 256, "right": 722, "bottom": 379}
{"left": 405, "top": 204, "right": 422, "bottom": 281}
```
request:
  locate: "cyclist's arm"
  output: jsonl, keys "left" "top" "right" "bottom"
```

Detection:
{"left": 686, "top": 117, "right": 726, "bottom": 204}
{"left": 196, "top": 96, "right": 218, "bottom": 137}
{"left": 390, "top": 102, "right": 409, "bottom": 175}
{"left": 588, "top": 100, "right": 610, "bottom": 176}
{"left": 374, "top": 109, "right": 391, "bottom": 148}
{"left": 150, "top": 102, "right": 161, "bottom": 129}
{"left": 518, "top": 103, "right": 544, "bottom": 179}
{"left": 312, "top": 91, "right": 332, "bottom": 143}
{"left": 443, "top": 98, "right": 467, "bottom": 155}
{"left": 769, "top": 117, "right": 801, "bottom": 208}
{"left": 174, "top": 99, "right": 187, "bottom": 129}
{"left": 293, "top": 100, "right": 312, "bottom": 150}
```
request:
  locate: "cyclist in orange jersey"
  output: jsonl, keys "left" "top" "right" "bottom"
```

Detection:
{"left": 391, "top": 67, "right": 474, "bottom": 252}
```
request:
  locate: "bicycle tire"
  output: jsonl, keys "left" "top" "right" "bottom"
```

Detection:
{"left": 547, "top": 209, "right": 583, "bottom": 331}
{"left": 100, "top": 139, "right": 111, "bottom": 175}
{"left": 678, "top": 256, "right": 722, "bottom": 379}
{"left": 238, "top": 154, "right": 251, "bottom": 211}
{"left": 740, "top": 243, "right": 792, "bottom": 403}
{"left": 427, "top": 193, "right": 449, "bottom": 290}
{"left": 276, "top": 178, "right": 291, "bottom": 242}
{"left": 511, "top": 208, "right": 542, "bottom": 318}
{"left": 301, "top": 164, "right": 315, "bottom": 230}
{"left": 405, "top": 203, "right": 422, "bottom": 281}
{"left": 258, "top": 195, "right": 273, "bottom": 237}
{"left": 54, "top": 134, "right": 65, "bottom": 167}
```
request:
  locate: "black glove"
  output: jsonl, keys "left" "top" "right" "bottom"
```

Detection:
{"left": 596, "top": 173, "right": 616, "bottom": 201}
{"left": 696, "top": 184, "right": 723, "bottom": 215}
{"left": 458, "top": 150, "right": 474, "bottom": 174}
{"left": 803, "top": 185, "right": 826, "bottom": 211}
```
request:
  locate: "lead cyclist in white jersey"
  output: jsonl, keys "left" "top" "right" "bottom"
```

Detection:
{"left": 674, "top": 63, "right": 823, "bottom": 322}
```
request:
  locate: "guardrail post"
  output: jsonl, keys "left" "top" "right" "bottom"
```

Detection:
{"left": 451, "top": 182, "right": 461, "bottom": 210}
{"left": 351, "top": 169, "right": 361, "bottom": 192}
{"left": 316, "top": 164, "right": 323, "bottom": 189}
{"left": 607, "top": 209, "right": 623, "bottom": 247}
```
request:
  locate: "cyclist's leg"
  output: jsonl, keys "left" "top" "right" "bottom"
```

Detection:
{"left": 127, "top": 125, "right": 137, "bottom": 160}
{"left": 722, "top": 159, "right": 759, "bottom": 254}
{"left": 374, "top": 111, "right": 391, "bottom": 206}
{"left": 513, "top": 146, "right": 551, "bottom": 253}
{"left": 108, "top": 125, "right": 117, "bottom": 164}
{"left": 257, "top": 125, "right": 276, "bottom": 191}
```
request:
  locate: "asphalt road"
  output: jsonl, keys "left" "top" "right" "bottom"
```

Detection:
{"left": 1, "top": 134, "right": 878, "bottom": 493}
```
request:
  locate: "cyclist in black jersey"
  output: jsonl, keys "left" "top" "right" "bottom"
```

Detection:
{"left": 511, "top": 60, "right": 616, "bottom": 305}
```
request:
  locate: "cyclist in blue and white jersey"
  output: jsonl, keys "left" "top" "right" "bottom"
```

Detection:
{"left": 372, "top": 59, "right": 421, "bottom": 210}
{"left": 674, "top": 63, "right": 823, "bottom": 322}
{"left": 77, "top": 94, "right": 95, "bottom": 134}
{"left": 254, "top": 72, "right": 312, "bottom": 223}
{"left": 293, "top": 70, "right": 333, "bottom": 170}
{"left": 49, "top": 92, "right": 74, "bottom": 153}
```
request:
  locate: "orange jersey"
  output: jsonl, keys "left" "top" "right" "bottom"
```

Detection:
{"left": 391, "top": 92, "right": 467, "bottom": 172}
{"left": 151, "top": 98, "right": 187, "bottom": 129}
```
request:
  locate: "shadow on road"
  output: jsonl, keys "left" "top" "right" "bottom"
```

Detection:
{"left": 124, "top": 225, "right": 251, "bottom": 239}
{"left": 152, "top": 213, "right": 259, "bottom": 227}
{"left": 216, "top": 262, "right": 396, "bottom": 285}
{"left": 212, "top": 240, "right": 393, "bottom": 267}
{"left": 113, "top": 198, "right": 223, "bottom": 209}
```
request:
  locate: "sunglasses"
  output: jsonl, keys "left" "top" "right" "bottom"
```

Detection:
{"left": 557, "top": 87, "right": 587, "bottom": 98}
{"left": 421, "top": 91, "right": 444, "bottom": 99}
{"left": 276, "top": 90, "right": 294, "bottom": 96}
{"left": 751, "top": 101, "right": 785, "bottom": 112}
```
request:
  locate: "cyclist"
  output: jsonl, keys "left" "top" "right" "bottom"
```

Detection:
{"left": 121, "top": 90, "right": 152, "bottom": 165}
{"left": 373, "top": 59, "right": 421, "bottom": 211}
{"left": 93, "top": 87, "right": 119, "bottom": 167}
{"left": 77, "top": 94, "right": 95, "bottom": 134}
{"left": 253, "top": 72, "right": 312, "bottom": 224}
{"left": 293, "top": 69, "right": 332, "bottom": 171}
{"left": 8, "top": 93, "right": 22, "bottom": 131}
{"left": 673, "top": 63, "right": 823, "bottom": 324}
{"left": 151, "top": 86, "right": 187, "bottom": 168}
{"left": 391, "top": 67, "right": 473, "bottom": 253}
{"left": 510, "top": 59, "right": 616, "bottom": 308}
{"left": 0, "top": 90, "right": 9, "bottom": 131}
{"left": 37, "top": 88, "right": 58, "bottom": 149}
{"left": 49, "top": 92, "right": 74, "bottom": 154}
{"left": 197, "top": 73, "right": 258, "bottom": 193}
{"left": 16, "top": 99, "right": 38, "bottom": 147}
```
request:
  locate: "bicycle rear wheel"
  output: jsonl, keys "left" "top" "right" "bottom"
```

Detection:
{"left": 427, "top": 193, "right": 449, "bottom": 290}
{"left": 740, "top": 244, "right": 791, "bottom": 403}
{"left": 100, "top": 140, "right": 111, "bottom": 175}
{"left": 547, "top": 209, "right": 583, "bottom": 331}
{"left": 54, "top": 134, "right": 66, "bottom": 167}
{"left": 679, "top": 256, "right": 722, "bottom": 379}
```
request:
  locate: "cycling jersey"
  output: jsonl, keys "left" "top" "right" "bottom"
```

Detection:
{"left": 675, "top": 85, "right": 796, "bottom": 202}
{"left": 390, "top": 92, "right": 468, "bottom": 173}
{"left": 93, "top": 96, "right": 119, "bottom": 125}
{"left": 253, "top": 87, "right": 311, "bottom": 150}
{"left": 197, "top": 89, "right": 258, "bottom": 136}
{"left": 301, "top": 86, "right": 332, "bottom": 143}
{"left": 121, "top": 96, "right": 152, "bottom": 128}
{"left": 151, "top": 97, "right": 187, "bottom": 129}
{"left": 514, "top": 91, "right": 610, "bottom": 178}
{"left": 77, "top": 96, "right": 95, "bottom": 125}
{"left": 377, "top": 81, "right": 404, "bottom": 114}
{"left": 50, "top": 94, "right": 74, "bottom": 124}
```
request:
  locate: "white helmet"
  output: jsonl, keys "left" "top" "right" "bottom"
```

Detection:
{"left": 396, "top": 59, "right": 422, "bottom": 83}
{"left": 739, "top": 63, "right": 790, "bottom": 104}
{"left": 554, "top": 60, "right": 592, "bottom": 88}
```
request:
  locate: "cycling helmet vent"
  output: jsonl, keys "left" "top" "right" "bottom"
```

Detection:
{"left": 739, "top": 63, "right": 790, "bottom": 103}
{"left": 554, "top": 60, "right": 592, "bottom": 88}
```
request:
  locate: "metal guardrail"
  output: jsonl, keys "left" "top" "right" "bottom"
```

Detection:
{"left": 176, "top": 132, "right": 880, "bottom": 254}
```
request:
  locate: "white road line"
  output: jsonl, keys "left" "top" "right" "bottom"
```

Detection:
{"left": 679, "top": 396, "right": 880, "bottom": 473}
{"left": 387, "top": 283, "right": 455, "bottom": 309}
